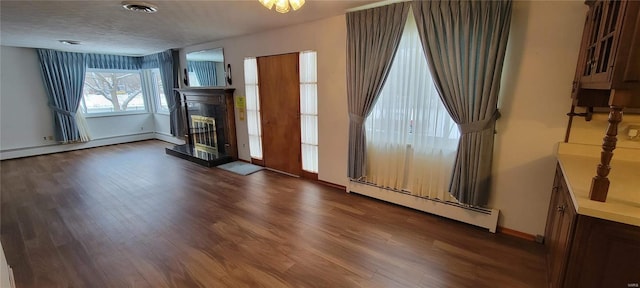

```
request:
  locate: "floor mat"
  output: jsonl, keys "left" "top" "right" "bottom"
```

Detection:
{"left": 217, "top": 161, "right": 264, "bottom": 175}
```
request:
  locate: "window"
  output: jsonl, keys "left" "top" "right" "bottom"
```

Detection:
{"left": 365, "top": 12, "right": 459, "bottom": 200}
{"left": 81, "top": 70, "right": 146, "bottom": 115}
{"left": 300, "top": 51, "right": 318, "bottom": 173}
{"left": 244, "top": 58, "right": 263, "bottom": 159}
{"left": 81, "top": 69, "right": 165, "bottom": 116}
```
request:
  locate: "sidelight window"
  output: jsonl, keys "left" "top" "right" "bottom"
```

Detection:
{"left": 244, "top": 57, "right": 263, "bottom": 160}
{"left": 299, "top": 51, "right": 318, "bottom": 173}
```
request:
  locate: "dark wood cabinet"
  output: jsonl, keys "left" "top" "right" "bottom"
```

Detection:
{"left": 545, "top": 164, "right": 640, "bottom": 288}
{"left": 573, "top": 0, "right": 640, "bottom": 107}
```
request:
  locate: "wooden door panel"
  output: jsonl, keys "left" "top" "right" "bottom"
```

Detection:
{"left": 257, "top": 53, "right": 301, "bottom": 176}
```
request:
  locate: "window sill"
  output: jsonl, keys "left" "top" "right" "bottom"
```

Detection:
{"left": 154, "top": 111, "right": 170, "bottom": 116}
{"left": 84, "top": 111, "right": 151, "bottom": 118}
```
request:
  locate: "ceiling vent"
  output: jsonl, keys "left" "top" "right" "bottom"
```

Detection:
{"left": 59, "top": 40, "right": 81, "bottom": 45}
{"left": 121, "top": 1, "right": 158, "bottom": 13}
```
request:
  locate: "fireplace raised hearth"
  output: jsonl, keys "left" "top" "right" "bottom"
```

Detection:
{"left": 166, "top": 88, "right": 237, "bottom": 167}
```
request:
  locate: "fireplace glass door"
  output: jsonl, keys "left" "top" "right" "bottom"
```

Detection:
{"left": 186, "top": 101, "right": 229, "bottom": 160}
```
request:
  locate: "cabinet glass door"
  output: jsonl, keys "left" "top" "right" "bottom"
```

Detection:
{"left": 583, "top": 1, "right": 604, "bottom": 77}
{"left": 595, "top": 0, "right": 623, "bottom": 75}
{"left": 581, "top": 0, "right": 625, "bottom": 85}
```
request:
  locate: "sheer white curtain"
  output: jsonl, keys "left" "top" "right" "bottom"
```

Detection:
{"left": 365, "top": 11, "right": 460, "bottom": 201}
{"left": 75, "top": 110, "right": 92, "bottom": 142}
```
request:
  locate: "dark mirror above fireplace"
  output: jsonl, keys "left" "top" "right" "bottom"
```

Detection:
{"left": 186, "top": 48, "right": 226, "bottom": 87}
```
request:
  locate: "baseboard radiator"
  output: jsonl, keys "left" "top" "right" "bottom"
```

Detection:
{"left": 348, "top": 181, "right": 499, "bottom": 233}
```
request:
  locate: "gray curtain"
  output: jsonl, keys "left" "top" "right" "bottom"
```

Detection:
{"left": 412, "top": 0, "right": 512, "bottom": 206}
{"left": 36, "top": 49, "right": 87, "bottom": 143}
{"left": 188, "top": 61, "right": 217, "bottom": 86}
{"left": 157, "top": 49, "right": 184, "bottom": 137}
{"left": 346, "top": 2, "right": 410, "bottom": 179}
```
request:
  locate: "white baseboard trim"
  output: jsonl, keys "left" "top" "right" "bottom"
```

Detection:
{"left": 0, "top": 133, "right": 155, "bottom": 160}
{"left": 153, "top": 132, "right": 185, "bottom": 145}
{"left": 8, "top": 266, "right": 15, "bottom": 288}
{"left": 348, "top": 181, "right": 499, "bottom": 233}
{"left": 1, "top": 242, "right": 16, "bottom": 288}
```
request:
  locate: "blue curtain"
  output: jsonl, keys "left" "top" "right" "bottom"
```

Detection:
{"left": 86, "top": 53, "right": 141, "bottom": 70}
{"left": 157, "top": 49, "right": 184, "bottom": 137}
{"left": 37, "top": 49, "right": 183, "bottom": 139}
{"left": 141, "top": 54, "right": 158, "bottom": 69}
{"left": 86, "top": 53, "right": 159, "bottom": 70}
{"left": 36, "top": 49, "right": 87, "bottom": 143}
{"left": 188, "top": 61, "right": 217, "bottom": 86}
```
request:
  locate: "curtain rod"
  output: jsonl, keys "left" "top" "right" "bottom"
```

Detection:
{"left": 345, "top": 0, "right": 409, "bottom": 12}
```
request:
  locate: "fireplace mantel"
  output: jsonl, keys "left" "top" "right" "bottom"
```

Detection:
{"left": 175, "top": 88, "right": 235, "bottom": 104}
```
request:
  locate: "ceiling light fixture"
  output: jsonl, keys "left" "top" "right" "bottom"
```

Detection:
{"left": 121, "top": 1, "right": 158, "bottom": 13}
{"left": 259, "top": 0, "right": 305, "bottom": 13}
{"left": 59, "top": 40, "right": 81, "bottom": 45}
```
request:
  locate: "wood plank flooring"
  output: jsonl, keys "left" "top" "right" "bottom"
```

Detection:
{"left": 1, "top": 140, "right": 547, "bottom": 288}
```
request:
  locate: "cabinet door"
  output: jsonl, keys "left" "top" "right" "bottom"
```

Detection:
{"left": 572, "top": 6, "right": 594, "bottom": 99}
{"left": 579, "top": 0, "right": 627, "bottom": 89}
{"left": 545, "top": 184, "right": 564, "bottom": 286}
{"left": 564, "top": 217, "right": 640, "bottom": 287}
{"left": 554, "top": 188, "right": 576, "bottom": 288}
{"left": 545, "top": 167, "right": 577, "bottom": 288}
{"left": 610, "top": 0, "right": 640, "bottom": 91}
{"left": 580, "top": 1, "right": 604, "bottom": 82}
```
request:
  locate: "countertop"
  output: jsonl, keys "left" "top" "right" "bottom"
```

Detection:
{"left": 556, "top": 143, "right": 640, "bottom": 227}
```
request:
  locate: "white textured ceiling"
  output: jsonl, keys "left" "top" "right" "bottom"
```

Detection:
{"left": 187, "top": 48, "right": 224, "bottom": 62}
{"left": 0, "top": 0, "right": 379, "bottom": 56}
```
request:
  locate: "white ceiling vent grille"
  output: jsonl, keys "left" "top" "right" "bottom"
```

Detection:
{"left": 121, "top": 1, "right": 158, "bottom": 13}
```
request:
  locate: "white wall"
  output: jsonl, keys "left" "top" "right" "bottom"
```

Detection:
{"left": 490, "top": 1, "right": 587, "bottom": 235}
{"left": 184, "top": 1, "right": 588, "bottom": 236}
{"left": 182, "top": 15, "right": 349, "bottom": 186}
{"left": 86, "top": 114, "right": 155, "bottom": 139}
{"left": 0, "top": 46, "right": 55, "bottom": 150}
{"left": 0, "top": 46, "right": 164, "bottom": 159}
{"left": 569, "top": 113, "right": 640, "bottom": 149}
{"left": 153, "top": 113, "right": 173, "bottom": 136}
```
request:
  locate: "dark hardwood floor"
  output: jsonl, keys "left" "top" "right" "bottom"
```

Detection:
{"left": 1, "top": 140, "right": 547, "bottom": 288}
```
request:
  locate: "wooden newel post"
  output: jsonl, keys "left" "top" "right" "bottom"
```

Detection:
{"left": 589, "top": 106, "right": 623, "bottom": 202}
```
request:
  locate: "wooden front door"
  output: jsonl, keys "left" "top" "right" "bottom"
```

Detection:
{"left": 257, "top": 53, "right": 301, "bottom": 176}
